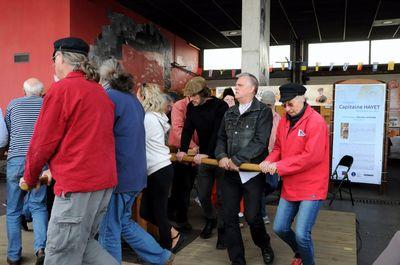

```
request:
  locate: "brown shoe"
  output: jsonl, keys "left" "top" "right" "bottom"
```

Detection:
{"left": 165, "top": 253, "right": 175, "bottom": 265}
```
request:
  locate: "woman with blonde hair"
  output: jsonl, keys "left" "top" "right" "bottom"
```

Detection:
{"left": 137, "top": 83, "right": 184, "bottom": 253}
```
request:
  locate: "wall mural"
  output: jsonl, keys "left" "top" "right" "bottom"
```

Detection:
{"left": 90, "top": 11, "right": 172, "bottom": 89}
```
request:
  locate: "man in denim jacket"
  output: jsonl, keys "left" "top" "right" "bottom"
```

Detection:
{"left": 215, "top": 73, "right": 274, "bottom": 265}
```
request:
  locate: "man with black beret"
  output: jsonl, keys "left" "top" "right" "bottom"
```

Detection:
{"left": 260, "top": 83, "right": 329, "bottom": 265}
{"left": 20, "top": 37, "right": 119, "bottom": 265}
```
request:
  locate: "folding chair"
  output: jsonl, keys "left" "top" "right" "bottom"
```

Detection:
{"left": 329, "top": 155, "right": 354, "bottom": 206}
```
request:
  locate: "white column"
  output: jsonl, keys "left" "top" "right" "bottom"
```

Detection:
{"left": 241, "top": 0, "right": 270, "bottom": 86}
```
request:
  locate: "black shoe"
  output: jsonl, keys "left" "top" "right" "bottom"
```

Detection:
{"left": 21, "top": 215, "right": 29, "bottom": 231}
{"left": 171, "top": 233, "right": 185, "bottom": 254}
{"left": 175, "top": 221, "right": 193, "bottom": 233}
{"left": 7, "top": 257, "right": 21, "bottom": 265}
{"left": 35, "top": 249, "right": 45, "bottom": 265}
{"left": 200, "top": 218, "right": 217, "bottom": 239}
{"left": 261, "top": 246, "right": 275, "bottom": 264}
{"left": 216, "top": 228, "right": 227, "bottom": 250}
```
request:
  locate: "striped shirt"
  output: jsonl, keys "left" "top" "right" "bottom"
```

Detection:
{"left": 5, "top": 96, "right": 43, "bottom": 159}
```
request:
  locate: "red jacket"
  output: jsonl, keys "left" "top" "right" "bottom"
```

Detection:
{"left": 168, "top": 97, "right": 198, "bottom": 149}
{"left": 24, "top": 71, "right": 117, "bottom": 196}
{"left": 266, "top": 105, "right": 329, "bottom": 201}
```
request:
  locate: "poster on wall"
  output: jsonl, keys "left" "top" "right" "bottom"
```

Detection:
{"left": 216, "top": 85, "right": 333, "bottom": 107}
{"left": 332, "top": 83, "right": 386, "bottom": 184}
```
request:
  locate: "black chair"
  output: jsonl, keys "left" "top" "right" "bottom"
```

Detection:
{"left": 329, "top": 155, "right": 354, "bottom": 206}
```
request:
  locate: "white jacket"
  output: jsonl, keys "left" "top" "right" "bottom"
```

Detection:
{"left": 144, "top": 111, "right": 171, "bottom": 175}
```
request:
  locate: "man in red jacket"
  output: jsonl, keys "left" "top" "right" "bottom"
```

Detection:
{"left": 20, "top": 37, "right": 118, "bottom": 265}
{"left": 260, "top": 83, "right": 329, "bottom": 265}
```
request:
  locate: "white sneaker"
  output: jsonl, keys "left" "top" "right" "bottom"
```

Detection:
{"left": 263, "top": 216, "right": 270, "bottom": 224}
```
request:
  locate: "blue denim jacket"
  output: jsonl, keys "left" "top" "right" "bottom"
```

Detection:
{"left": 215, "top": 98, "right": 273, "bottom": 166}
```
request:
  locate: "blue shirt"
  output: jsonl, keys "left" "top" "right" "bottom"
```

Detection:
{"left": 106, "top": 88, "right": 147, "bottom": 193}
{"left": 5, "top": 96, "right": 43, "bottom": 159}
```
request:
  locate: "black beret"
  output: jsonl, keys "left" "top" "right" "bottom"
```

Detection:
{"left": 53, "top": 37, "right": 89, "bottom": 57}
{"left": 279, "top": 83, "right": 307, "bottom": 102}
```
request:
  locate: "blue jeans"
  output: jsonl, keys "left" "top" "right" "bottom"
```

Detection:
{"left": 99, "top": 191, "right": 172, "bottom": 265}
{"left": 22, "top": 195, "right": 32, "bottom": 222}
{"left": 273, "top": 198, "right": 322, "bottom": 265}
{"left": 6, "top": 157, "right": 48, "bottom": 261}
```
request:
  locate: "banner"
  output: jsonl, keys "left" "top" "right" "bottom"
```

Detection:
{"left": 332, "top": 83, "right": 386, "bottom": 184}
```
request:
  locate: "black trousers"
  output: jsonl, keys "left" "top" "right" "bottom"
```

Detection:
{"left": 197, "top": 164, "right": 224, "bottom": 228}
{"left": 168, "top": 162, "right": 196, "bottom": 224}
{"left": 222, "top": 171, "right": 271, "bottom": 265}
{"left": 140, "top": 164, "right": 174, "bottom": 249}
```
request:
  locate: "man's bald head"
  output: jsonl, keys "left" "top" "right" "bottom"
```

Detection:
{"left": 23, "top": 78, "right": 44, "bottom": 96}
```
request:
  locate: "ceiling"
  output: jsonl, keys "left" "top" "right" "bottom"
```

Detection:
{"left": 118, "top": 0, "right": 400, "bottom": 49}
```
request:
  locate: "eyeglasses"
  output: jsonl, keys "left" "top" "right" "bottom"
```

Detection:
{"left": 282, "top": 102, "right": 294, "bottom": 108}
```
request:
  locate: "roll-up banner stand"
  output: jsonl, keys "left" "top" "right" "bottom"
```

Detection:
{"left": 332, "top": 80, "right": 388, "bottom": 187}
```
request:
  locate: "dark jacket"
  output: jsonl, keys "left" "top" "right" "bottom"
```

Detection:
{"left": 215, "top": 98, "right": 273, "bottom": 166}
{"left": 106, "top": 88, "right": 147, "bottom": 193}
{"left": 180, "top": 97, "right": 228, "bottom": 158}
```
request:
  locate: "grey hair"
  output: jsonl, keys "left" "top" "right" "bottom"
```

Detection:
{"left": 236, "top": 72, "right": 259, "bottom": 93}
{"left": 60, "top": 51, "right": 99, "bottom": 81}
{"left": 99, "top": 58, "right": 124, "bottom": 86}
{"left": 23, "top": 80, "right": 43, "bottom": 96}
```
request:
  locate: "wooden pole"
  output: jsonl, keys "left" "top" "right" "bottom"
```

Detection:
{"left": 170, "top": 154, "right": 262, "bottom": 172}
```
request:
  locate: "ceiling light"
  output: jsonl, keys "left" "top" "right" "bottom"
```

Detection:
{"left": 221, "top": 30, "right": 242, "bottom": 37}
{"left": 373, "top": 19, "right": 400, "bottom": 27}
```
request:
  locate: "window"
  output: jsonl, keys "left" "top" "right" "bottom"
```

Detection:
{"left": 269, "top": 45, "right": 290, "bottom": 68}
{"left": 203, "top": 48, "right": 241, "bottom": 70}
{"left": 203, "top": 45, "right": 291, "bottom": 70}
{"left": 308, "top": 41, "right": 369, "bottom": 66}
{"left": 371, "top": 39, "right": 400, "bottom": 64}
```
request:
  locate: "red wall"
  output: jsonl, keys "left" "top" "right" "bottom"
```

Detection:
{"left": 0, "top": 0, "right": 198, "bottom": 112}
{"left": 70, "top": 0, "right": 199, "bottom": 92}
{"left": 171, "top": 36, "right": 200, "bottom": 91}
{"left": 0, "top": 0, "right": 70, "bottom": 111}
